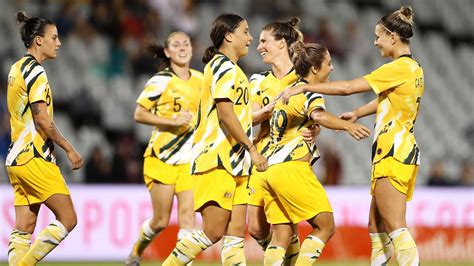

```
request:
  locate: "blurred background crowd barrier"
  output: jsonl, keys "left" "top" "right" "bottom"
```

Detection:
{"left": 1, "top": 185, "right": 473, "bottom": 262}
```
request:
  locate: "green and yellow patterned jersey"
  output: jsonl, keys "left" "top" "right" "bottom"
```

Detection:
{"left": 264, "top": 79, "right": 324, "bottom": 166}
{"left": 191, "top": 53, "right": 252, "bottom": 176}
{"left": 137, "top": 67, "right": 203, "bottom": 165}
{"left": 6, "top": 54, "right": 55, "bottom": 166}
{"left": 249, "top": 69, "right": 297, "bottom": 154}
{"left": 364, "top": 55, "right": 424, "bottom": 165}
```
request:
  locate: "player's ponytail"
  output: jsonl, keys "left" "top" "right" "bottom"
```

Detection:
{"left": 202, "top": 46, "right": 218, "bottom": 64}
{"left": 146, "top": 43, "right": 169, "bottom": 72}
{"left": 16, "top": 11, "right": 54, "bottom": 48}
{"left": 291, "top": 42, "right": 328, "bottom": 78}
{"left": 203, "top": 14, "right": 244, "bottom": 63}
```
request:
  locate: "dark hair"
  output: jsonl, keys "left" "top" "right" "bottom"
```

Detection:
{"left": 290, "top": 42, "right": 328, "bottom": 77}
{"left": 202, "top": 14, "right": 244, "bottom": 63}
{"left": 262, "top": 17, "right": 303, "bottom": 55}
{"left": 147, "top": 31, "right": 190, "bottom": 71}
{"left": 378, "top": 6, "right": 414, "bottom": 44}
{"left": 16, "top": 11, "right": 55, "bottom": 48}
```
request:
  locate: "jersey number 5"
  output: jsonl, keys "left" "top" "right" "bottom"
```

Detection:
{"left": 173, "top": 97, "right": 182, "bottom": 112}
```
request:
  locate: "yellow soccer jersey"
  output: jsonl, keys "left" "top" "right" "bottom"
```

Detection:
{"left": 137, "top": 67, "right": 203, "bottom": 165}
{"left": 191, "top": 53, "right": 252, "bottom": 176}
{"left": 249, "top": 69, "right": 298, "bottom": 154}
{"left": 265, "top": 79, "right": 323, "bottom": 166}
{"left": 364, "top": 55, "right": 424, "bottom": 165}
{"left": 6, "top": 54, "right": 55, "bottom": 166}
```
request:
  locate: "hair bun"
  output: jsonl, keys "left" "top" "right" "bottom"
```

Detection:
{"left": 16, "top": 11, "right": 28, "bottom": 24}
{"left": 288, "top": 17, "right": 301, "bottom": 28}
{"left": 398, "top": 6, "right": 414, "bottom": 26}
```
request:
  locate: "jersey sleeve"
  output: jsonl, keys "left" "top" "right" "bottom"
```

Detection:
{"left": 211, "top": 58, "right": 236, "bottom": 101}
{"left": 304, "top": 92, "right": 326, "bottom": 118}
{"left": 26, "top": 65, "right": 49, "bottom": 104}
{"left": 136, "top": 74, "right": 171, "bottom": 110}
{"left": 363, "top": 61, "right": 409, "bottom": 94}
{"left": 249, "top": 72, "right": 266, "bottom": 105}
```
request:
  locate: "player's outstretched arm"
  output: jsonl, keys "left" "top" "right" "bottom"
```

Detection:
{"left": 341, "top": 98, "right": 378, "bottom": 122}
{"left": 310, "top": 109, "right": 371, "bottom": 141}
{"left": 281, "top": 77, "right": 372, "bottom": 104}
{"left": 252, "top": 101, "right": 276, "bottom": 125}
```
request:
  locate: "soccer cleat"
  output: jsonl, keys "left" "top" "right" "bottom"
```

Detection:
{"left": 125, "top": 253, "right": 141, "bottom": 266}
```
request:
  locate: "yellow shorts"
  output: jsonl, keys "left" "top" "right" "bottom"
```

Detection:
{"left": 234, "top": 175, "right": 249, "bottom": 206}
{"left": 248, "top": 168, "right": 266, "bottom": 207}
{"left": 143, "top": 156, "right": 193, "bottom": 193}
{"left": 262, "top": 161, "right": 333, "bottom": 224}
{"left": 371, "top": 157, "right": 419, "bottom": 201}
{"left": 7, "top": 157, "right": 70, "bottom": 206}
{"left": 193, "top": 168, "right": 247, "bottom": 212}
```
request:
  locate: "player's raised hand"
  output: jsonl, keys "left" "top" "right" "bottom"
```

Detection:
{"left": 262, "top": 99, "right": 277, "bottom": 117}
{"left": 334, "top": 111, "right": 359, "bottom": 133}
{"left": 279, "top": 85, "right": 305, "bottom": 104}
{"left": 346, "top": 123, "right": 371, "bottom": 141}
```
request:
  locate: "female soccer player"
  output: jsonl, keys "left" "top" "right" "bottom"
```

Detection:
{"left": 6, "top": 11, "right": 83, "bottom": 266}
{"left": 282, "top": 6, "right": 423, "bottom": 266}
{"left": 262, "top": 41, "right": 370, "bottom": 265}
{"left": 126, "top": 31, "right": 202, "bottom": 266}
{"left": 247, "top": 17, "right": 316, "bottom": 265}
{"left": 162, "top": 14, "right": 267, "bottom": 266}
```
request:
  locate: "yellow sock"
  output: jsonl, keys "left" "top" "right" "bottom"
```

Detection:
{"left": 295, "top": 235, "right": 325, "bottom": 265}
{"left": 221, "top": 235, "right": 246, "bottom": 265}
{"left": 131, "top": 218, "right": 160, "bottom": 257}
{"left": 370, "top": 232, "right": 392, "bottom": 266}
{"left": 177, "top": 228, "right": 194, "bottom": 241}
{"left": 162, "top": 229, "right": 212, "bottom": 266}
{"left": 8, "top": 229, "right": 32, "bottom": 266}
{"left": 257, "top": 232, "right": 272, "bottom": 251}
{"left": 264, "top": 245, "right": 286, "bottom": 266}
{"left": 19, "top": 220, "right": 68, "bottom": 265}
{"left": 283, "top": 234, "right": 300, "bottom": 266}
{"left": 389, "top": 228, "right": 419, "bottom": 266}
{"left": 178, "top": 229, "right": 195, "bottom": 266}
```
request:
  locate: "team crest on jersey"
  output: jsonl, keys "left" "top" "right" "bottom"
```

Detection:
{"left": 8, "top": 75, "right": 15, "bottom": 86}
{"left": 223, "top": 191, "right": 233, "bottom": 199}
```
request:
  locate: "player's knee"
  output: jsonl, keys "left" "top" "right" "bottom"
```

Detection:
{"left": 248, "top": 223, "right": 267, "bottom": 240}
{"left": 16, "top": 219, "right": 37, "bottom": 234}
{"left": 60, "top": 214, "right": 77, "bottom": 232}
{"left": 178, "top": 205, "right": 194, "bottom": 218}
{"left": 149, "top": 218, "right": 169, "bottom": 232}
{"left": 325, "top": 221, "right": 336, "bottom": 241}
{"left": 204, "top": 227, "right": 225, "bottom": 243}
{"left": 318, "top": 216, "right": 336, "bottom": 242}
{"left": 383, "top": 220, "right": 405, "bottom": 234}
